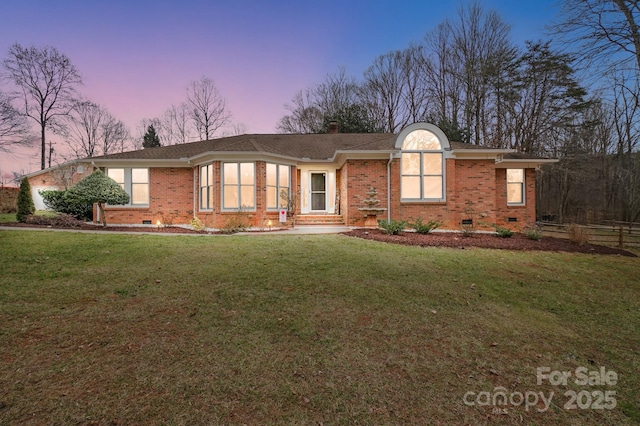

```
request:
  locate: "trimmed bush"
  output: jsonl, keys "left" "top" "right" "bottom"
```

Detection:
{"left": 495, "top": 226, "right": 514, "bottom": 238}
{"left": 411, "top": 218, "right": 441, "bottom": 234}
{"left": 378, "top": 219, "right": 407, "bottom": 235}
{"left": 40, "top": 189, "right": 93, "bottom": 221}
{"left": 220, "top": 213, "right": 249, "bottom": 234}
{"left": 567, "top": 223, "right": 590, "bottom": 245}
{"left": 522, "top": 224, "right": 542, "bottom": 240}
{"left": 24, "top": 213, "right": 83, "bottom": 228}
{"left": 67, "top": 171, "right": 129, "bottom": 226}
{"left": 190, "top": 216, "right": 206, "bottom": 231}
{"left": 16, "top": 179, "right": 35, "bottom": 222}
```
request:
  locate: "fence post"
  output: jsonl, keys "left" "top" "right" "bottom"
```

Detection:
{"left": 619, "top": 226, "right": 624, "bottom": 248}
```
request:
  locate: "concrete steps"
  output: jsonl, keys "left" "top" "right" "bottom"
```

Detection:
{"left": 295, "top": 214, "right": 345, "bottom": 226}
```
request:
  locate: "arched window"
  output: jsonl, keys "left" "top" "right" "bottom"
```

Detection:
{"left": 397, "top": 124, "right": 448, "bottom": 202}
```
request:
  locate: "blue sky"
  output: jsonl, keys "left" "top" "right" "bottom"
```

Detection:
{"left": 0, "top": 0, "right": 559, "bottom": 176}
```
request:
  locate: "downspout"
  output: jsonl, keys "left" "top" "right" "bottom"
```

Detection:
{"left": 387, "top": 153, "right": 393, "bottom": 222}
{"left": 192, "top": 165, "right": 196, "bottom": 221}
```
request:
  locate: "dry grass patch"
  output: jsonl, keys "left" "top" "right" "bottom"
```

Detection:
{"left": 0, "top": 231, "right": 638, "bottom": 424}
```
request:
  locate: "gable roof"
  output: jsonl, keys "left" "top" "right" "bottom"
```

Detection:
{"left": 87, "top": 132, "right": 510, "bottom": 163}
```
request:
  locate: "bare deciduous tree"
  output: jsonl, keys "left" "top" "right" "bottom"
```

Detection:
{"left": 610, "top": 72, "right": 640, "bottom": 154}
{"left": 277, "top": 68, "right": 369, "bottom": 134}
{"left": 361, "top": 50, "right": 408, "bottom": 133}
{"left": 423, "top": 20, "right": 466, "bottom": 139}
{"left": 65, "top": 101, "right": 130, "bottom": 158}
{"left": 450, "top": 2, "right": 516, "bottom": 145}
{"left": 100, "top": 114, "right": 130, "bottom": 155}
{"left": 0, "top": 90, "right": 33, "bottom": 153}
{"left": 223, "top": 122, "right": 248, "bottom": 136}
{"left": 3, "top": 43, "right": 82, "bottom": 169}
{"left": 161, "top": 103, "right": 193, "bottom": 145}
{"left": 360, "top": 47, "right": 431, "bottom": 133}
{"left": 276, "top": 89, "right": 323, "bottom": 133}
{"left": 552, "top": 0, "right": 640, "bottom": 73}
{"left": 314, "top": 68, "right": 360, "bottom": 118}
{"left": 186, "top": 76, "right": 230, "bottom": 140}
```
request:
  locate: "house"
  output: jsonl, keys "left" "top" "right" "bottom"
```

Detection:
{"left": 25, "top": 122, "right": 555, "bottom": 229}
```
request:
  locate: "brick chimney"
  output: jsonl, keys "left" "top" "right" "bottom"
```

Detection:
{"left": 328, "top": 120, "right": 339, "bottom": 134}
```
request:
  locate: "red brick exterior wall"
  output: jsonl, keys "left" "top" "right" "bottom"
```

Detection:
{"left": 494, "top": 168, "right": 537, "bottom": 228}
{"left": 82, "top": 159, "right": 537, "bottom": 230}
{"left": 101, "top": 167, "right": 194, "bottom": 225}
{"left": 340, "top": 159, "right": 389, "bottom": 226}
{"left": 344, "top": 158, "right": 537, "bottom": 229}
{"left": 338, "top": 164, "right": 349, "bottom": 220}
{"left": 27, "top": 163, "right": 95, "bottom": 190}
{"left": 189, "top": 161, "right": 299, "bottom": 229}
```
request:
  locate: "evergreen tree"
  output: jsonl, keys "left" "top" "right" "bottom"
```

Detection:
{"left": 142, "top": 125, "right": 161, "bottom": 148}
{"left": 16, "top": 178, "right": 35, "bottom": 222}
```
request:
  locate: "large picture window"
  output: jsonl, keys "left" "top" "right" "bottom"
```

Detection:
{"left": 199, "top": 163, "right": 214, "bottom": 210}
{"left": 507, "top": 169, "right": 525, "bottom": 205}
{"left": 107, "top": 168, "right": 149, "bottom": 206}
{"left": 266, "top": 163, "right": 290, "bottom": 210}
{"left": 222, "top": 162, "right": 255, "bottom": 210}
{"left": 400, "top": 129, "right": 444, "bottom": 201}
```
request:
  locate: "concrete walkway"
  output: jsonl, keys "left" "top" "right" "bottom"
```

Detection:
{"left": 237, "top": 225, "right": 352, "bottom": 235}
{"left": 0, "top": 225, "right": 353, "bottom": 236}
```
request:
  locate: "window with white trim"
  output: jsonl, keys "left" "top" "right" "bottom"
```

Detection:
{"left": 400, "top": 129, "right": 444, "bottom": 201}
{"left": 107, "top": 168, "right": 149, "bottom": 206}
{"left": 222, "top": 162, "right": 255, "bottom": 210}
{"left": 199, "top": 163, "right": 214, "bottom": 210}
{"left": 266, "top": 163, "right": 290, "bottom": 210}
{"left": 507, "top": 169, "right": 525, "bottom": 205}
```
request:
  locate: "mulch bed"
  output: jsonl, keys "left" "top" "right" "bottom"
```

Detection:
{"left": 342, "top": 228, "right": 638, "bottom": 257}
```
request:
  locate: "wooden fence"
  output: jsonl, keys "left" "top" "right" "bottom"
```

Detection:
{"left": 538, "top": 222, "right": 640, "bottom": 248}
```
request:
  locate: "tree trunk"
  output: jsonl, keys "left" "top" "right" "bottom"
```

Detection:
{"left": 41, "top": 121, "right": 46, "bottom": 170}
{"left": 98, "top": 202, "right": 107, "bottom": 227}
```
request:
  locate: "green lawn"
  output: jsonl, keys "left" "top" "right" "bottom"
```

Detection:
{"left": 0, "top": 213, "right": 16, "bottom": 223}
{"left": 0, "top": 211, "right": 60, "bottom": 223}
{"left": 0, "top": 230, "right": 638, "bottom": 424}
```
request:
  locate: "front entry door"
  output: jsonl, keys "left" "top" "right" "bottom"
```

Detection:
{"left": 311, "top": 172, "right": 326, "bottom": 211}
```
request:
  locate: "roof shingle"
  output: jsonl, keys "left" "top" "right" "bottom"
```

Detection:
{"left": 88, "top": 131, "right": 534, "bottom": 165}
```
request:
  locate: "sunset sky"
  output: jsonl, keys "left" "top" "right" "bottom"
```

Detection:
{"left": 0, "top": 0, "right": 558, "bottom": 180}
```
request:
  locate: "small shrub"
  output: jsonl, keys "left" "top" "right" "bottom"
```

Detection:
{"left": 567, "top": 223, "right": 590, "bottom": 245}
{"left": 411, "top": 218, "right": 441, "bottom": 234}
{"left": 522, "top": 224, "right": 542, "bottom": 240}
{"left": 495, "top": 226, "right": 514, "bottom": 238}
{"left": 16, "top": 179, "right": 35, "bottom": 222}
{"left": 378, "top": 219, "right": 407, "bottom": 235}
{"left": 190, "top": 216, "right": 206, "bottom": 231}
{"left": 24, "top": 213, "right": 83, "bottom": 228}
{"left": 281, "top": 189, "right": 297, "bottom": 226}
{"left": 460, "top": 220, "right": 476, "bottom": 237}
{"left": 220, "top": 213, "right": 250, "bottom": 234}
{"left": 159, "top": 212, "right": 175, "bottom": 227}
{"left": 460, "top": 204, "right": 478, "bottom": 237}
